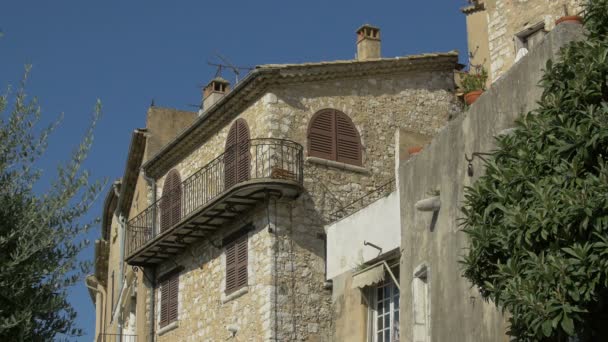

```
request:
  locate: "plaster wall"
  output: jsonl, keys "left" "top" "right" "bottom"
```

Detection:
{"left": 399, "top": 24, "right": 583, "bottom": 342}
{"left": 467, "top": 0, "right": 585, "bottom": 82}
{"left": 325, "top": 190, "right": 400, "bottom": 279}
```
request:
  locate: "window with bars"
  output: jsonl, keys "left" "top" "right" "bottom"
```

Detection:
{"left": 307, "top": 109, "right": 362, "bottom": 166}
{"left": 224, "top": 234, "right": 248, "bottom": 294}
{"left": 159, "top": 272, "right": 179, "bottom": 327}
{"left": 371, "top": 277, "right": 400, "bottom": 342}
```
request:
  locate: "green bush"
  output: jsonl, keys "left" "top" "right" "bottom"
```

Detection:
{"left": 461, "top": 0, "right": 608, "bottom": 340}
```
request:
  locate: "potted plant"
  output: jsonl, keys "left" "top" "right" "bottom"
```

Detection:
{"left": 462, "top": 65, "right": 488, "bottom": 105}
{"left": 555, "top": 5, "right": 583, "bottom": 25}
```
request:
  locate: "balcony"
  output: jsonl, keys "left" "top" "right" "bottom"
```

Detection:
{"left": 126, "top": 138, "right": 303, "bottom": 266}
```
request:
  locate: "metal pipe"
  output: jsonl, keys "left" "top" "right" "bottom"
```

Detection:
{"left": 86, "top": 283, "right": 107, "bottom": 341}
{"left": 142, "top": 170, "right": 157, "bottom": 342}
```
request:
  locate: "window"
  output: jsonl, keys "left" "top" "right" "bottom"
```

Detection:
{"left": 160, "top": 169, "right": 181, "bottom": 232}
{"left": 412, "top": 265, "right": 429, "bottom": 342}
{"left": 307, "top": 109, "right": 362, "bottom": 166}
{"left": 159, "top": 272, "right": 179, "bottom": 327}
{"left": 515, "top": 22, "right": 546, "bottom": 59}
{"left": 371, "top": 277, "right": 400, "bottom": 342}
{"left": 224, "top": 118, "right": 250, "bottom": 189}
{"left": 225, "top": 234, "right": 248, "bottom": 294}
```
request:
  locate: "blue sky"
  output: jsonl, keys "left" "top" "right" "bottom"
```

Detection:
{"left": 1, "top": 1, "right": 467, "bottom": 340}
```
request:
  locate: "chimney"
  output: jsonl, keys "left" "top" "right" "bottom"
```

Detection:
{"left": 356, "top": 24, "right": 381, "bottom": 61}
{"left": 201, "top": 77, "right": 230, "bottom": 113}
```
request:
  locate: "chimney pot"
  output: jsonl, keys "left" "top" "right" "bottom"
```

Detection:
{"left": 201, "top": 77, "right": 230, "bottom": 114}
{"left": 356, "top": 24, "right": 381, "bottom": 61}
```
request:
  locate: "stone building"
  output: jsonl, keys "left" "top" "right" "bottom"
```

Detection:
{"left": 87, "top": 24, "right": 461, "bottom": 341}
{"left": 461, "top": 0, "right": 584, "bottom": 83}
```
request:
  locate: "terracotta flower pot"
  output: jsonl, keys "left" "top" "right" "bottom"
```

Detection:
{"left": 464, "top": 90, "right": 483, "bottom": 105}
{"left": 555, "top": 15, "right": 583, "bottom": 25}
{"left": 408, "top": 146, "right": 423, "bottom": 155}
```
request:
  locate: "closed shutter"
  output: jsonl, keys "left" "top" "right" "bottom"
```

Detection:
{"left": 308, "top": 109, "right": 361, "bottom": 166}
{"left": 168, "top": 275, "right": 179, "bottom": 323}
{"left": 160, "top": 273, "right": 179, "bottom": 327}
{"left": 224, "top": 119, "right": 250, "bottom": 189}
{"left": 236, "top": 237, "right": 248, "bottom": 289}
{"left": 225, "top": 235, "right": 248, "bottom": 294}
{"left": 335, "top": 111, "right": 362, "bottom": 166}
{"left": 160, "top": 170, "right": 181, "bottom": 232}
{"left": 225, "top": 241, "right": 238, "bottom": 293}
{"left": 308, "top": 109, "right": 336, "bottom": 160}
{"left": 160, "top": 278, "right": 169, "bottom": 326}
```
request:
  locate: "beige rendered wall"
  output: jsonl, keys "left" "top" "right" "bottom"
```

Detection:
{"left": 467, "top": 0, "right": 584, "bottom": 82}
{"left": 399, "top": 23, "right": 583, "bottom": 342}
{"left": 464, "top": 7, "right": 491, "bottom": 88}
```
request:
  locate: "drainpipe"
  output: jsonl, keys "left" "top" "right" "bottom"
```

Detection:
{"left": 142, "top": 171, "right": 157, "bottom": 342}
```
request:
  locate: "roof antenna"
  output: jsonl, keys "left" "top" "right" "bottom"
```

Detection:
{"left": 207, "top": 52, "right": 254, "bottom": 85}
{"left": 150, "top": 98, "right": 155, "bottom": 107}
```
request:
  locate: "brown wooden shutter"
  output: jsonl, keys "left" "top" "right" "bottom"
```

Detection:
{"left": 335, "top": 111, "right": 362, "bottom": 166}
{"left": 224, "top": 119, "right": 250, "bottom": 190}
{"left": 160, "top": 273, "right": 179, "bottom": 327}
{"left": 308, "top": 109, "right": 336, "bottom": 160}
{"left": 168, "top": 275, "right": 179, "bottom": 323}
{"left": 225, "top": 235, "right": 247, "bottom": 294}
{"left": 236, "top": 237, "right": 248, "bottom": 289}
{"left": 225, "top": 242, "right": 238, "bottom": 293}
{"left": 160, "top": 170, "right": 181, "bottom": 232}
{"left": 160, "top": 278, "right": 169, "bottom": 326}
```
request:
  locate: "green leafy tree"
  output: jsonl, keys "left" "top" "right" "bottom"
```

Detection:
{"left": 0, "top": 68, "right": 104, "bottom": 341}
{"left": 461, "top": 1, "right": 608, "bottom": 341}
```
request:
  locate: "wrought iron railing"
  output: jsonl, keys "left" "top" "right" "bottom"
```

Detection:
{"left": 97, "top": 334, "right": 137, "bottom": 342}
{"left": 326, "top": 179, "right": 395, "bottom": 224}
{"left": 127, "top": 138, "right": 303, "bottom": 256}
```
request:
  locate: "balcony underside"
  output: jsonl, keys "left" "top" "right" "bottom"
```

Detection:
{"left": 126, "top": 179, "right": 301, "bottom": 266}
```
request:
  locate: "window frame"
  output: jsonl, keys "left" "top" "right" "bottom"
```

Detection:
{"left": 369, "top": 277, "right": 400, "bottom": 342}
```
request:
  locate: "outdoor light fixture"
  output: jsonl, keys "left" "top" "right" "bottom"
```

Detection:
{"left": 464, "top": 152, "right": 492, "bottom": 177}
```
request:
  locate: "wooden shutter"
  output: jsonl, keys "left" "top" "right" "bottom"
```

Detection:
{"left": 225, "top": 241, "right": 238, "bottom": 293}
{"left": 236, "top": 237, "right": 248, "bottom": 289}
{"left": 160, "top": 170, "right": 181, "bottom": 232}
{"left": 224, "top": 119, "right": 250, "bottom": 189}
{"left": 168, "top": 275, "right": 179, "bottom": 323}
{"left": 308, "top": 109, "right": 336, "bottom": 160}
{"left": 160, "top": 278, "right": 169, "bottom": 326}
{"left": 225, "top": 235, "right": 248, "bottom": 294}
{"left": 335, "top": 111, "right": 362, "bottom": 166}
{"left": 160, "top": 273, "right": 179, "bottom": 327}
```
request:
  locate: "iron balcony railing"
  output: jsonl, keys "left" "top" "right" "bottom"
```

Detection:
{"left": 326, "top": 179, "right": 395, "bottom": 224}
{"left": 97, "top": 334, "right": 137, "bottom": 342}
{"left": 127, "top": 138, "right": 303, "bottom": 256}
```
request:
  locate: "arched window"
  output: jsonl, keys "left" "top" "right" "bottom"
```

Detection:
{"left": 224, "top": 118, "right": 250, "bottom": 189}
{"left": 307, "top": 109, "right": 362, "bottom": 166}
{"left": 160, "top": 169, "right": 181, "bottom": 232}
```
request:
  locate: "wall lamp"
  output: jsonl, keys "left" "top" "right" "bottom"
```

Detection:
{"left": 464, "top": 152, "right": 492, "bottom": 177}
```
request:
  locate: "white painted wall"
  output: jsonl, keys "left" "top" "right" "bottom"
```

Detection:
{"left": 325, "top": 191, "right": 401, "bottom": 279}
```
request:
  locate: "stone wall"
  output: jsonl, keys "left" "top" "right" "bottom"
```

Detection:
{"left": 399, "top": 23, "right": 583, "bottom": 342}
{"left": 482, "top": 0, "right": 584, "bottom": 81}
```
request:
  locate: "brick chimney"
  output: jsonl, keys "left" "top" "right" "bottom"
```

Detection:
{"left": 202, "top": 77, "right": 230, "bottom": 113}
{"left": 356, "top": 24, "right": 381, "bottom": 61}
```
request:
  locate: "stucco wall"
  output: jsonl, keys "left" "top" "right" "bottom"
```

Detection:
{"left": 479, "top": 0, "right": 584, "bottom": 81}
{"left": 399, "top": 23, "right": 583, "bottom": 342}
{"left": 325, "top": 190, "right": 400, "bottom": 279}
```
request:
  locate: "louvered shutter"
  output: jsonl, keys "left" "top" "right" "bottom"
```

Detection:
{"left": 224, "top": 119, "right": 250, "bottom": 189}
{"left": 224, "top": 123, "right": 237, "bottom": 190}
{"left": 236, "top": 120, "right": 250, "bottom": 184}
{"left": 225, "top": 242, "right": 238, "bottom": 293}
{"left": 160, "top": 170, "right": 181, "bottom": 232}
{"left": 168, "top": 275, "right": 179, "bottom": 323}
{"left": 335, "top": 111, "right": 362, "bottom": 166}
{"left": 160, "top": 278, "right": 169, "bottom": 326}
{"left": 308, "top": 109, "right": 336, "bottom": 160}
{"left": 236, "top": 237, "right": 248, "bottom": 289}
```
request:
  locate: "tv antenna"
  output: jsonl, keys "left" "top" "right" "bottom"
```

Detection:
{"left": 207, "top": 52, "right": 254, "bottom": 85}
